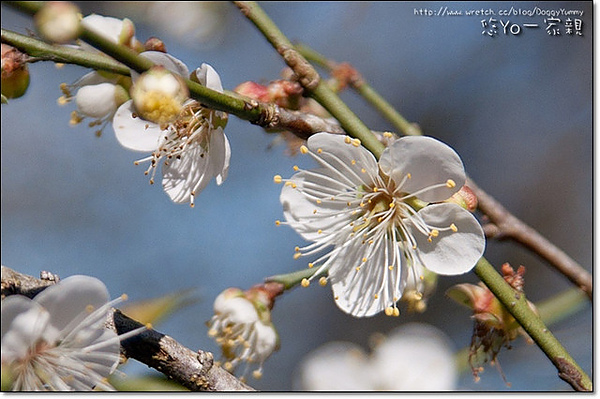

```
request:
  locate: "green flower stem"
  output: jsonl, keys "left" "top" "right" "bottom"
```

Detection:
{"left": 1, "top": 29, "right": 131, "bottom": 76}
{"left": 265, "top": 268, "right": 326, "bottom": 291}
{"left": 473, "top": 257, "right": 591, "bottom": 391}
{"left": 296, "top": 43, "right": 422, "bottom": 137}
{"left": 234, "top": 1, "right": 385, "bottom": 159}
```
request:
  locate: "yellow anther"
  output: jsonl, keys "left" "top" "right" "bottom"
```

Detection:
{"left": 252, "top": 370, "right": 263, "bottom": 380}
{"left": 414, "top": 291, "right": 423, "bottom": 300}
{"left": 351, "top": 159, "right": 356, "bottom": 165}
{"left": 407, "top": 173, "right": 412, "bottom": 179}
{"left": 275, "top": 220, "right": 281, "bottom": 226}
{"left": 334, "top": 296, "right": 339, "bottom": 300}
{"left": 446, "top": 179, "right": 456, "bottom": 188}
{"left": 388, "top": 265, "right": 394, "bottom": 270}
{"left": 301, "top": 278, "right": 310, "bottom": 287}
{"left": 291, "top": 183, "right": 297, "bottom": 189}
{"left": 368, "top": 240, "right": 374, "bottom": 245}
{"left": 427, "top": 237, "right": 433, "bottom": 243}
{"left": 85, "top": 304, "right": 95, "bottom": 313}
{"left": 317, "top": 148, "right": 323, "bottom": 154}
{"left": 344, "top": 136, "right": 352, "bottom": 144}
{"left": 393, "top": 307, "right": 400, "bottom": 317}
{"left": 389, "top": 202, "right": 395, "bottom": 208}
{"left": 355, "top": 266, "right": 361, "bottom": 272}
{"left": 373, "top": 187, "right": 378, "bottom": 192}
{"left": 308, "top": 262, "right": 314, "bottom": 268}
{"left": 374, "top": 294, "right": 379, "bottom": 299}
{"left": 294, "top": 252, "right": 302, "bottom": 260}
{"left": 300, "top": 145, "right": 308, "bottom": 154}
{"left": 121, "top": 293, "right": 129, "bottom": 301}
{"left": 430, "top": 229, "right": 439, "bottom": 237}
{"left": 146, "top": 322, "right": 153, "bottom": 330}
{"left": 317, "top": 229, "right": 323, "bottom": 234}
{"left": 58, "top": 96, "right": 69, "bottom": 106}
{"left": 313, "top": 209, "right": 317, "bottom": 214}
{"left": 273, "top": 175, "right": 283, "bottom": 184}
{"left": 450, "top": 223, "right": 458, "bottom": 232}
{"left": 319, "top": 277, "right": 327, "bottom": 286}
{"left": 293, "top": 165, "right": 299, "bottom": 171}
{"left": 69, "top": 110, "right": 82, "bottom": 125}
{"left": 295, "top": 246, "right": 300, "bottom": 252}
{"left": 351, "top": 138, "right": 361, "bottom": 147}
{"left": 378, "top": 217, "right": 383, "bottom": 223}
{"left": 361, "top": 168, "right": 366, "bottom": 173}
{"left": 420, "top": 275, "right": 424, "bottom": 280}
{"left": 383, "top": 132, "right": 393, "bottom": 138}
{"left": 362, "top": 257, "right": 367, "bottom": 263}
{"left": 347, "top": 201, "right": 352, "bottom": 206}
{"left": 316, "top": 199, "right": 322, "bottom": 204}
{"left": 384, "top": 307, "right": 394, "bottom": 316}
{"left": 285, "top": 181, "right": 293, "bottom": 187}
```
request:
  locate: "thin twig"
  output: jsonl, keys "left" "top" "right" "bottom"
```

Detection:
{"left": 1, "top": 266, "right": 254, "bottom": 392}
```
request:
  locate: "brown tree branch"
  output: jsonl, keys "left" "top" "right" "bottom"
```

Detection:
{"left": 0, "top": 266, "right": 254, "bottom": 392}
{"left": 466, "top": 178, "right": 592, "bottom": 300}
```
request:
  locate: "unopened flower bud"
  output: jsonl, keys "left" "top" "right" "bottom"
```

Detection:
{"left": 144, "top": 37, "right": 167, "bottom": 53}
{"left": 234, "top": 81, "right": 270, "bottom": 102}
{"left": 444, "top": 185, "right": 478, "bottom": 212}
{"left": 1, "top": 44, "right": 30, "bottom": 99}
{"left": 131, "top": 66, "right": 189, "bottom": 124}
{"left": 35, "top": 1, "right": 82, "bottom": 44}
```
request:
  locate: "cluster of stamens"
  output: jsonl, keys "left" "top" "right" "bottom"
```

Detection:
{"left": 133, "top": 100, "right": 216, "bottom": 207}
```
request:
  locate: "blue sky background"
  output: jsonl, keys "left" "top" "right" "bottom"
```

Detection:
{"left": 1, "top": 2, "right": 592, "bottom": 391}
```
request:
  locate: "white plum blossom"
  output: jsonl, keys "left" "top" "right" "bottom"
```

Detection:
{"left": 207, "top": 288, "right": 279, "bottom": 380}
{"left": 277, "top": 133, "right": 485, "bottom": 317}
{"left": 295, "top": 323, "right": 457, "bottom": 391}
{"left": 1, "top": 275, "right": 142, "bottom": 391}
{"left": 112, "top": 52, "right": 230, "bottom": 206}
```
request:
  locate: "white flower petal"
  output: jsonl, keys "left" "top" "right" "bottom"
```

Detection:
{"left": 281, "top": 169, "right": 356, "bottom": 242}
{"left": 217, "top": 297, "right": 259, "bottom": 325}
{"left": 34, "top": 275, "right": 110, "bottom": 336}
{"left": 379, "top": 136, "right": 466, "bottom": 202}
{"left": 76, "top": 83, "right": 119, "bottom": 119}
{"left": 81, "top": 15, "right": 126, "bottom": 43}
{"left": 252, "top": 322, "right": 278, "bottom": 362}
{"left": 1, "top": 296, "right": 50, "bottom": 361}
{"left": 209, "top": 127, "right": 230, "bottom": 185}
{"left": 162, "top": 143, "right": 212, "bottom": 203}
{"left": 133, "top": 51, "right": 190, "bottom": 82}
{"left": 113, "top": 100, "right": 163, "bottom": 151}
{"left": 329, "top": 231, "right": 404, "bottom": 317}
{"left": 306, "top": 133, "right": 379, "bottom": 187}
{"left": 409, "top": 203, "right": 485, "bottom": 275}
{"left": 195, "top": 63, "right": 223, "bottom": 92}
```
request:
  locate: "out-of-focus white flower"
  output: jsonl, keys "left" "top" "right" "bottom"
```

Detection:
{"left": 369, "top": 323, "right": 458, "bottom": 390}
{"left": 295, "top": 342, "right": 372, "bottom": 391}
{"left": 277, "top": 133, "right": 485, "bottom": 317}
{"left": 35, "top": 1, "right": 82, "bottom": 44}
{"left": 207, "top": 287, "right": 279, "bottom": 381}
{"left": 113, "top": 52, "right": 230, "bottom": 206}
{"left": 1, "top": 275, "right": 142, "bottom": 391}
{"left": 295, "top": 323, "right": 457, "bottom": 391}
